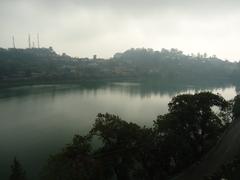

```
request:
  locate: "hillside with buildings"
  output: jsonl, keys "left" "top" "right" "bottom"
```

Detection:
{"left": 0, "top": 47, "right": 239, "bottom": 85}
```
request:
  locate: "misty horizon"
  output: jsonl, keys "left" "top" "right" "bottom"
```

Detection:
{"left": 1, "top": 44, "right": 236, "bottom": 62}
{"left": 1, "top": 0, "right": 240, "bottom": 61}
{"left": 2, "top": 1, "right": 240, "bottom": 179}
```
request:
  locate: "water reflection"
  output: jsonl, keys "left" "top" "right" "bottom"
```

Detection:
{"left": 0, "top": 81, "right": 238, "bottom": 180}
{"left": 0, "top": 81, "right": 237, "bottom": 100}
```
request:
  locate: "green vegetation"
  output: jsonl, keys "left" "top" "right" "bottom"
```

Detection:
{"left": 0, "top": 47, "right": 239, "bottom": 84}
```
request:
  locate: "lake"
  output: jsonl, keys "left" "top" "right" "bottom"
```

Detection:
{"left": 0, "top": 82, "right": 238, "bottom": 180}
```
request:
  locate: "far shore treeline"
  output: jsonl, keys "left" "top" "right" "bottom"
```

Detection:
{"left": 1, "top": 47, "right": 240, "bottom": 85}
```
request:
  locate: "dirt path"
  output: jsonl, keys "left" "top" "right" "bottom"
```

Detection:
{"left": 173, "top": 120, "right": 240, "bottom": 180}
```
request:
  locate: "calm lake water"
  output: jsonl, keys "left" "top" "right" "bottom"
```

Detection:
{"left": 0, "top": 82, "right": 238, "bottom": 179}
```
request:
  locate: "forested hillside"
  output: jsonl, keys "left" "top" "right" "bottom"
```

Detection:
{"left": 0, "top": 47, "right": 239, "bottom": 84}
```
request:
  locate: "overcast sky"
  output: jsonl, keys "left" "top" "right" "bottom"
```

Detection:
{"left": 1, "top": 0, "right": 240, "bottom": 61}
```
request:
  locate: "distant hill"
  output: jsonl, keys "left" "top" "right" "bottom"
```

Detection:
{"left": 112, "top": 48, "right": 240, "bottom": 82}
{"left": 0, "top": 47, "right": 239, "bottom": 84}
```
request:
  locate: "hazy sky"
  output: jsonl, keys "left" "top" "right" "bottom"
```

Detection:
{"left": 1, "top": 0, "right": 240, "bottom": 61}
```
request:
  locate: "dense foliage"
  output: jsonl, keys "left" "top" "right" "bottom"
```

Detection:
{"left": 37, "top": 92, "right": 234, "bottom": 180}
{"left": 206, "top": 155, "right": 240, "bottom": 180}
{"left": 205, "top": 95, "right": 240, "bottom": 180}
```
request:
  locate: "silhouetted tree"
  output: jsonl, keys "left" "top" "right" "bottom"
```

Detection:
{"left": 41, "top": 93, "right": 233, "bottom": 180}
{"left": 206, "top": 154, "right": 240, "bottom": 180}
{"left": 233, "top": 95, "right": 240, "bottom": 120}
{"left": 154, "top": 92, "right": 230, "bottom": 172}
{"left": 90, "top": 113, "right": 144, "bottom": 180}
{"left": 41, "top": 135, "right": 103, "bottom": 180}
{"left": 9, "top": 157, "right": 26, "bottom": 180}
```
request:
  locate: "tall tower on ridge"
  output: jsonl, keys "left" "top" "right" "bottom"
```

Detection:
{"left": 28, "top": 34, "right": 31, "bottom": 48}
{"left": 12, "top": 36, "right": 16, "bottom": 48}
{"left": 37, "top": 33, "right": 40, "bottom": 48}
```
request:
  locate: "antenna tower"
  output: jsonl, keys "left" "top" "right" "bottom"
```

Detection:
{"left": 28, "top": 34, "right": 31, "bottom": 48}
{"left": 37, "top": 33, "right": 40, "bottom": 48}
{"left": 12, "top": 36, "right": 16, "bottom": 48}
